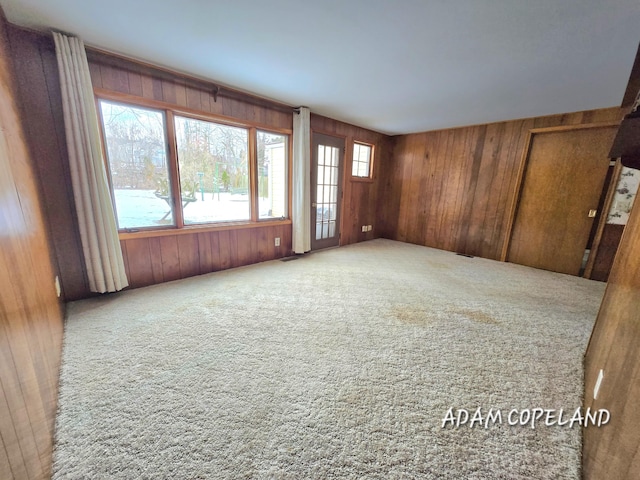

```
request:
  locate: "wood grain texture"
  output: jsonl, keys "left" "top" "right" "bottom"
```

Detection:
{"left": 588, "top": 224, "right": 625, "bottom": 282}
{"left": 5, "top": 26, "right": 304, "bottom": 298}
{"left": 0, "top": 11, "right": 64, "bottom": 480}
{"left": 310, "top": 114, "right": 393, "bottom": 246}
{"left": 120, "top": 224, "right": 291, "bottom": 289}
{"left": 583, "top": 192, "right": 640, "bottom": 478}
{"left": 87, "top": 50, "right": 293, "bottom": 132}
{"left": 507, "top": 126, "right": 617, "bottom": 275}
{"left": 379, "top": 108, "right": 626, "bottom": 260}
{"left": 584, "top": 160, "right": 622, "bottom": 280}
{"left": 6, "top": 26, "right": 89, "bottom": 301}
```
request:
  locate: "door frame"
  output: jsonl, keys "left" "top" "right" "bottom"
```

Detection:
{"left": 310, "top": 131, "right": 345, "bottom": 250}
{"left": 583, "top": 159, "right": 623, "bottom": 278}
{"left": 500, "top": 122, "right": 621, "bottom": 264}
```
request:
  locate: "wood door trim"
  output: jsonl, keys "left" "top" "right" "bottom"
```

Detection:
{"left": 500, "top": 123, "right": 620, "bottom": 262}
{"left": 500, "top": 130, "right": 534, "bottom": 261}
{"left": 310, "top": 133, "right": 344, "bottom": 250}
{"left": 584, "top": 159, "right": 623, "bottom": 278}
{"left": 310, "top": 128, "right": 348, "bottom": 139}
{"left": 310, "top": 128, "right": 348, "bottom": 243}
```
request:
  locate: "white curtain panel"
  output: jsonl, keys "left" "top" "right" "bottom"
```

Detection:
{"left": 292, "top": 107, "right": 311, "bottom": 254}
{"left": 53, "top": 32, "right": 128, "bottom": 293}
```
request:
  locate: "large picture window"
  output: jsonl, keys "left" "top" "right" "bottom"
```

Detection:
{"left": 175, "top": 116, "right": 250, "bottom": 224}
{"left": 99, "top": 101, "right": 173, "bottom": 229}
{"left": 97, "top": 98, "right": 289, "bottom": 231}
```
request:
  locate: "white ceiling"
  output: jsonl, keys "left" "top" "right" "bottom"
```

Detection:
{"left": 2, "top": 0, "right": 639, "bottom": 135}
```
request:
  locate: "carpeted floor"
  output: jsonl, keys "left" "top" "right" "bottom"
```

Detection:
{"left": 53, "top": 239, "right": 605, "bottom": 479}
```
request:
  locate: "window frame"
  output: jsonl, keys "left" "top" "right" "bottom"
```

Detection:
{"left": 97, "top": 98, "right": 177, "bottom": 231}
{"left": 95, "top": 91, "right": 291, "bottom": 234}
{"left": 256, "top": 129, "right": 289, "bottom": 221}
{"left": 351, "top": 140, "right": 374, "bottom": 182}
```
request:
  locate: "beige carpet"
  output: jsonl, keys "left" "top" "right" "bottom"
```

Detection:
{"left": 53, "top": 239, "right": 605, "bottom": 479}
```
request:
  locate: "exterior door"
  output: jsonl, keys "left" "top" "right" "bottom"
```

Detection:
{"left": 311, "top": 133, "right": 343, "bottom": 250}
{"left": 507, "top": 126, "right": 617, "bottom": 275}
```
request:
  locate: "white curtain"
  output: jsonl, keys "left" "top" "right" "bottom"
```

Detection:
{"left": 292, "top": 107, "right": 311, "bottom": 254}
{"left": 53, "top": 32, "right": 128, "bottom": 293}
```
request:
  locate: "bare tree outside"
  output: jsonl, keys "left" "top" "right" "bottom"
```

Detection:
{"left": 175, "top": 116, "right": 250, "bottom": 223}
{"left": 99, "top": 101, "right": 287, "bottom": 228}
{"left": 99, "top": 100, "right": 173, "bottom": 228}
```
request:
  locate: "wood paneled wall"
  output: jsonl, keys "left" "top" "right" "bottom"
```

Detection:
{"left": 7, "top": 26, "right": 89, "bottom": 301}
{"left": 6, "top": 25, "right": 394, "bottom": 299}
{"left": 0, "top": 12, "right": 64, "bottom": 480}
{"left": 310, "top": 114, "right": 393, "bottom": 246}
{"left": 589, "top": 224, "right": 625, "bottom": 282}
{"left": 378, "top": 108, "right": 626, "bottom": 260}
{"left": 86, "top": 50, "right": 293, "bottom": 131}
{"left": 583, "top": 187, "right": 640, "bottom": 478}
{"left": 84, "top": 49, "right": 300, "bottom": 287}
{"left": 120, "top": 224, "right": 291, "bottom": 289}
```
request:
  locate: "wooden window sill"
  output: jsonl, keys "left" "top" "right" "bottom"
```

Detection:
{"left": 119, "top": 218, "right": 292, "bottom": 240}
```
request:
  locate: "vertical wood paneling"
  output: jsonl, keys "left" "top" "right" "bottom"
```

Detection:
{"left": 381, "top": 107, "right": 625, "bottom": 260}
{"left": 235, "top": 228, "right": 254, "bottom": 266}
{"left": 310, "top": 114, "right": 392, "bottom": 247}
{"left": 174, "top": 80, "right": 187, "bottom": 107}
{"left": 159, "top": 236, "right": 181, "bottom": 282}
{"left": 209, "top": 231, "right": 222, "bottom": 271}
{"left": 9, "top": 27, "right": 302, "bottom": 299}
{"left": 589, "top": 224, "right": 625, "bottom": 282}
{"left": 124, "top": 238, "right": 153, "bottom": 287}
{"left": 98, "top": 63, "right": 115, "bottom": 90}
{"left": 151, "top": 77, "right": 163, "bottom": 101}
{"left": 227, "top": 230, "right": 239, "bottom": 268}
{"left": 120, "top": 225, "right": 292, "bottom": 287}
{"left": 186, "top": 86, "right": 201, "bottom": 111}
{"left": 583, "top": 190, "right": 640, "bottom": 479}
{"left": 7, "top": 26, "right": 88, "bottom": 300}
{"left": 127, "top": 71, "right": 142, "bottom": 96}
{"left": 197, "top": 232, "right": 213, "bottom": 274}
{"left": 218, "top": 230, "right": 232, "bottom": 270}
{"left": 148, "top": 237, "right": 164, "bottom": 284}
{"left": 256, "top": 227, "right": 270, "bottom": 262}
{"left": 161, "top": 79, "right": 177, "bottom": 104}
{"left": 0, "top": 11, "right": 64, "bottom": 479}
{"left": 177, "top": 234, "right": 199, "bottom": 278}
{"left": 140, "top": 74, "right": 154, "bottom": 100}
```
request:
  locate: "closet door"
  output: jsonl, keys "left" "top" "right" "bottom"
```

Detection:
{"left": 507, "top": 126, "right": 617, "bottom": 275}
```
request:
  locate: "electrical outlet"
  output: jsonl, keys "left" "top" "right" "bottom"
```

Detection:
{"left": 361, "top": 226, "right": 366, "bottom": 232}
{"left": 274, "top": 237, "right": 281, "bottom": 247}
{"left": 54, "top": 276, "right": 61, "bottom": 298}
{"left": 593, "top": 369, "right": 604, "bottom": 400}
{"left": 367, "top": 225, "right": 372, "bottom": 232}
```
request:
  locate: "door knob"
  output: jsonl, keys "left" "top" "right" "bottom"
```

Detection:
{"left": 588, "top": 209, "right": 597, "bottom": 218}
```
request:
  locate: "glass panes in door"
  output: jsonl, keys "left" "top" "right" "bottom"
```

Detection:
{"left": 316, "top": 144, "right": 340, "bottom": 240}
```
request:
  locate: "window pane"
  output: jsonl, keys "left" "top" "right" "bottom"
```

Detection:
{"left": 352, "top": 159, "right": 360, "bottom": 176}
{"left": 99, "top": 100, "right": 172, "bottom": 229}
{"left": 352, "top": 143, "right": 372, "bottom": 178}
{"left": 257, "top": 131, "right": 287, "bottom": 219}
{"left": 175, "top": 116, "right": 249, "bottom": 224}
